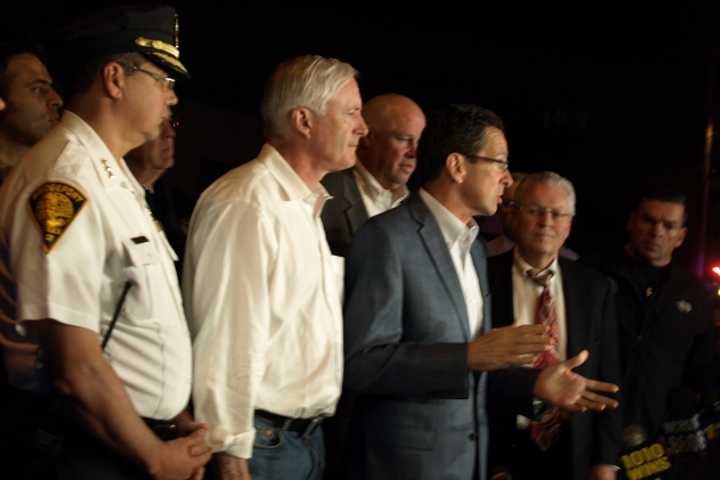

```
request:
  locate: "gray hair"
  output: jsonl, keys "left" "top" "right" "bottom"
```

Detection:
{"left": 260, "top": 54, "right": 358, "bottom": 141}
{"left": 514, "top": 171, "right": 576, "bottom": 215}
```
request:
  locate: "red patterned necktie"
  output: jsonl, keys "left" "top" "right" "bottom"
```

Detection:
{"left": 526, "top": 268, "right": 565, "bottom": 450}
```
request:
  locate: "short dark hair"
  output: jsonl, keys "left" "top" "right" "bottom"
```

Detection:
{"left": 0, "top": 42, "right": 47, "bottom": 97}
{"left": 59, "top": 51, "right": 146, "bottom": 99}
{"left": 414, "top": 104, "right": 505, "bottom": 187}
{"left": 634, "top": 186, "right": 688, "bottom": 223}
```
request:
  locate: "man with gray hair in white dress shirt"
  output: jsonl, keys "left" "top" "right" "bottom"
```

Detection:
{"left": 184, "top": 54, "right": 368, "bottom": 480}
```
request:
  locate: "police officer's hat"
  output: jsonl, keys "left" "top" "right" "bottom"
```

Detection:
{"left": 63, "top": 5, "right": 189, "bottom": 78}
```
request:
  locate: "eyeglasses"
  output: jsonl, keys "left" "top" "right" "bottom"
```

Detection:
{"left": 128, "top": 66, "right": 176, "bottom": 91}
{"left": 464, "top": 154, "right": 510, "bottom": 172}
{"left": 518, "top": 204, "right": 574, "bottom": 221}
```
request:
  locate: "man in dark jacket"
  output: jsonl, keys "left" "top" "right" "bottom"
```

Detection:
{"left": 592, "top": 189, "right": 714, "bottom": 442}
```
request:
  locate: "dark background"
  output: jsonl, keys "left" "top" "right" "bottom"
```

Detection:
{"left": 4, "top": 4, "right": 720, "bottom": 277}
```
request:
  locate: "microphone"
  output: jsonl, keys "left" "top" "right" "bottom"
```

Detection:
{"left": 618, "top": 425, "right": 671, "bottom": 480}
{"left": 662, "top": 388, "right": 707, "bottom": 455}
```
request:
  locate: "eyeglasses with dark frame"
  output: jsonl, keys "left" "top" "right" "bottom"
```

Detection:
{"left": 126, "top": 65, "right": 176, "bottom": 91}
{"left": 517, "top": 204, "right": 574, "bottom": 221}
{"left": 463, "top": 154, "right": 510, "bottom": 172}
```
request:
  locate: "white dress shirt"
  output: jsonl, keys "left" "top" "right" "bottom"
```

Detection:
{"left": 419, "top": 189, "right": 483, "bottom": 338}
{"left": 353, "top": 162, "right": 409, "bottom": 218}
{"left": 511, "top": 250, "right": 567, "bottom": 361}
{"left": 184, "top": 144, "right": 344, "bottom": 459}
{"left": 0, "top": 111, "right": 192, "bottom": 419}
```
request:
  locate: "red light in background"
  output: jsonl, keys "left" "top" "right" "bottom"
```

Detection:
{"left": 709, "top": 261, "right": 720, "bottom": 279}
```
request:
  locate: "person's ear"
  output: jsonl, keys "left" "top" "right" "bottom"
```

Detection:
{"left": 102, "top": 62, "right": 126, "bottom": 99}
{"left": 289, "top": 107, "right": 314, "bottom": 139}
{"left": 446, "top": 153, "right": 466, "bottom": 183}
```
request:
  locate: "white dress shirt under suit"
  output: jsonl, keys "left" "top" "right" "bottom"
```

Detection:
{"left": 418, "top": 188, "right": 484, "bottom": 339}
{"left": 353, "top": 162, "right": 409, "bottom": 218}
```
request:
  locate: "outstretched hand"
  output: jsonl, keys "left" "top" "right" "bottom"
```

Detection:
{"left": 533, "top": 350, "right": 619, "bottom": 412}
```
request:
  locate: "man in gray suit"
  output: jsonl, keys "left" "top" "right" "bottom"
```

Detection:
{"left": 343, "top": 105, "right": 620, "bottom": 480}
{"left": 321, "top": 93, "right": 425, "bottom": 256}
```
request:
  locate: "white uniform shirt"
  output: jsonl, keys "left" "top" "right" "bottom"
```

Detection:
{"left": 353, "top": 162, "right": 409, "bottom": 218}
{"left": 511, "top": 251, "right": 567, "bottom": 361}
{"left": 419, "top": 188, "right": 483, "bottom": 338}
{"left": 0, "top": 111, "right": 192, "bottom": 419}
{"left": 183, "top": 144, "right": 344, "bottom": 459}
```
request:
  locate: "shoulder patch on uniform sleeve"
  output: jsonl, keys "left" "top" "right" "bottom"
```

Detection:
{"left": 29, "top": 182, "right": 87, "bottom": 253}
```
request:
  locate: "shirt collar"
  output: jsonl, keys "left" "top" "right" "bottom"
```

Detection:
{"left": 513, "top": 248, "right": 559, "bottom": 278}
{"left": 260, "top": 143, "right": 330, "bottom": 217}
{"left": 419, "top": 188, "right": 478, "bottom": 250}
{"left": 354, "top": 161, "right": 409, "bottom": 204}
{"left": 61, "top": 110, "right": 141, "bottom": 194}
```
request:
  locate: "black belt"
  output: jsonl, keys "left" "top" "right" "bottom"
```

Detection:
{"left": 255, "top": 410, "right": 325, "bottom": 437}
{"left": 142, "top": 417, "right": 178, "bottom": 441}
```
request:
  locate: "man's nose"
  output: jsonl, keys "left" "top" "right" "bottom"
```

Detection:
{"left": 356, "top": 116, "right": 368, "bottom": 137}
{"left": 47, "top": 88, "right": 63, "bottom": 111}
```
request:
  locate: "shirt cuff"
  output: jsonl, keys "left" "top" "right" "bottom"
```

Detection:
{"left": 208, "top": 426, "right": 256, "bottom": 459}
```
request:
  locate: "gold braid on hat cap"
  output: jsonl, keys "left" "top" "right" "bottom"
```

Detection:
{"left": 135, "top": 37, "right": 180, "bottom": 59}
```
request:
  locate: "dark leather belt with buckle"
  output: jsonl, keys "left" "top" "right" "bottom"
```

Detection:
{"left": 255, "top": 409, "right": 325, "bottom": 437}
{"left": 142, "top": 417, "right": 178, "bottom": 441}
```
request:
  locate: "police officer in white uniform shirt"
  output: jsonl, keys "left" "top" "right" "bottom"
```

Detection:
{"left": 0, "top": 6, "right": 211, "bottom": 479}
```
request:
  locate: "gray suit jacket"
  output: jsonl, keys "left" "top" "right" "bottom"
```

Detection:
{"left": 343, "top": 193, "right": 537, "bottom": 480}
{"left": 321, "top": 168, "right": 368, "bottom": 257}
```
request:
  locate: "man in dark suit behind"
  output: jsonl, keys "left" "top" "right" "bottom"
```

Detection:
{"left": 343, "top": 105, "right": 620, "bottom": 480}
{"left": 487, "top": 172, "right": 621, "bottom": 480}
{"left": 321, "top": 93, "right": 425, "bottom": 256}
{"left": 320, "top": 93, "right": 427, "bottom": 478}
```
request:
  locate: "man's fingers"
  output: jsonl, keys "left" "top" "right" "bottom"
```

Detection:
{"left": 506, "top": 353, "right": 538, "bottom": 367}
{"left": 192, "top": 467, "right": 205, "bottom": 480}
{"left": 576, "top": 397, "right": 607, "bottom": 411}
{"left": 585, "top": 379, "right": 620, "bottom": 394}
{"left": 561, "top": 349, "right": 589, "bottom": 370}
{"left": 581, "top": 391, "right": 619, "bottom": 410}
{"left": 501, "top": 324, "right": 546, "bottom": 334}
{"left": 561, "top": 402, "right": 587, "bottom": 413}
{"left": 185, "top": 429, "right": 212, "bottom": 456}
{"left": 189, "top": 442, "right": 213, "bottom": 456}
{"left": 512, "top": 343, "right": 549, "bottom": 356}
{"left": 494, "top": 324, "right": 549, "bottom": 343}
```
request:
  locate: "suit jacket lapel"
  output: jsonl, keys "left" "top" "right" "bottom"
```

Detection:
{"left": 490, "top": 252, "right": 515, "bottom": 329}
{"left": 471, "top": 241, "right": 491, "bottom": 334}
{"left": 559, "top": 259, "right": 586, "bottom": 359}
{"left": 341, "top": 171, "right": 369, "bottom": 234}
{"left": 409, "top": 194, "right": 471, "bottom": 340}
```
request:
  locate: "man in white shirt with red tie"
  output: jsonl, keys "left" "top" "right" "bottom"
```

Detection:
{"left": 487, "top": 171, "right": 622, "bottom": 480}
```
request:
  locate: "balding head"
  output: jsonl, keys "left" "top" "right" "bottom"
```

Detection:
{"left": 358, "top": 94, "right": 425, "bottom": 190}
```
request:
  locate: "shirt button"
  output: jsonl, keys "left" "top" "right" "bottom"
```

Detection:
{"left": 468, "top": 432, "right": 477, "bottom": 441}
